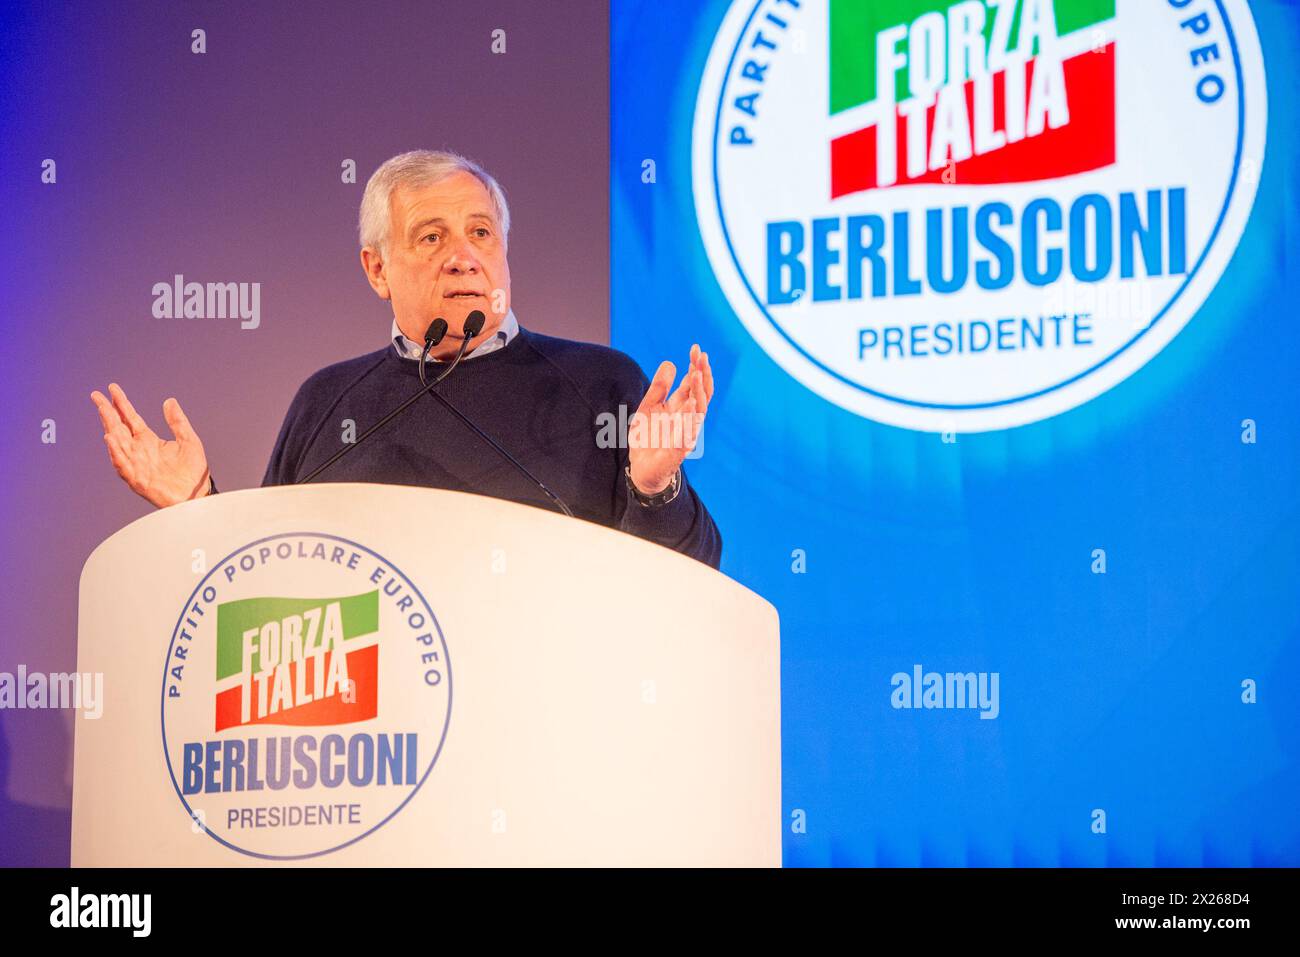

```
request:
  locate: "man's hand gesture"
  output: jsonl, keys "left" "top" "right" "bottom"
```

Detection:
{"left": 628, "top": 344, "right": 714, "bottom": 496}
{"left": 90, "top": 383, "right": 211, "bottom": 508}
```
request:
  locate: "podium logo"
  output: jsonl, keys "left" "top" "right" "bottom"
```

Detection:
{"left": 213, "top": 592, "right": 380, "bottom": 732}
{"left": 160, "top": 533, "right": 452, "bottom": 860}
{"left": 692, "top": 0, "right": 1266, "bottom": 431}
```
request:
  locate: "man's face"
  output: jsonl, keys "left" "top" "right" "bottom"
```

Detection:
{"left": 361, "top": 170, "right": 511, "bottom": 354}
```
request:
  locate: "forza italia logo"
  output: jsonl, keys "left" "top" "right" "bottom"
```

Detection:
{"left": 692, "top": 0, "right": 1266, "bottom": 431}
{"left": 161, "top": 533, "right": 452, "bottom": 860}
{"left": 212, "top": 591, "right": 381, "bottom": 732}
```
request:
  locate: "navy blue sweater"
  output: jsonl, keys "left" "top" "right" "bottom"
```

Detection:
{"left": 259, "top": 326, "right": 722, "bottom": 568}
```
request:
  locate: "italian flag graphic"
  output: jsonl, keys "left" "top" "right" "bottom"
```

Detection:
{"left": 829, "top": 0, "right": 1116, "bottom": 198}
{"left": 213, "top": 591, "right": 380, "bottom": 732}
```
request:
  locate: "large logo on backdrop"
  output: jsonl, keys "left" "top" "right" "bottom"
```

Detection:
{"left": 160, "top": 533, "right": 452, "bottom": 859}
{"left": 693, "top": 0, "right": 1266, "bottom": 431}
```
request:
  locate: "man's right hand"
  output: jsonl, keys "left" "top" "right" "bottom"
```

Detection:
{"left": 90, "top": 383, "right": 211, "bottom": 509}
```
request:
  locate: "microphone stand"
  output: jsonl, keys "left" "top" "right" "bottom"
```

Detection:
{"left": 299, "top": 309, "right": 575, "bottom": 520}
{"left": 296, "top": 332, "right": 472, "bottom": 485}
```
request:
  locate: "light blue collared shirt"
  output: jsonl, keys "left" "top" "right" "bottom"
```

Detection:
{"left": 391, "top": 310, "right": 519, "bottom": 362}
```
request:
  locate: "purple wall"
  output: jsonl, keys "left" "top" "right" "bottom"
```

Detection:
{"left": 0, "top": 0, "right": 609, "bottom": 865}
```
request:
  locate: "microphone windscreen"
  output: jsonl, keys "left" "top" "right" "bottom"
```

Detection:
{"left": 464, "top": 310, "right": 487, "bottom": 338}
{"left": 424, "top": 318, "right": 449, "bottom": 346}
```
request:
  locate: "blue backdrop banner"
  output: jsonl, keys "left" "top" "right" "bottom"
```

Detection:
{"left": 611, "top": 0, "right": 1299, "bottom": 866}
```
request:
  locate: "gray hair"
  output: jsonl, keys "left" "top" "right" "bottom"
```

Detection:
{"left": 358, "top": 149, "right": 510, "bottom": 256}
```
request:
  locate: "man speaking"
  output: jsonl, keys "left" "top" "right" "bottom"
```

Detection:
{"left": 90, "top": 150, "right": 721, "bottom": 567}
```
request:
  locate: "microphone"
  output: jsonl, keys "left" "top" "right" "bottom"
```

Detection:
{"left": 420, "top": 317, "right": 449, "bottom": 365}
{"left": 299, "top": 310, "right": 575, "bottom": 519}
{"left": 420, "top": 311, "right": 483, "bottom": 388}
{"left": 463, "top": 309, "right": 486, "bottom": 339}
{"left": 295, "top": 316, "right": 470, "bottom": 485}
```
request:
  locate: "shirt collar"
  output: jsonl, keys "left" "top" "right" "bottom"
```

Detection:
{"left": 391, "top": 310, "right": 518, "bottom": 362}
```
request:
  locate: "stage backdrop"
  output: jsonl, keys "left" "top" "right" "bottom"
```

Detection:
{"left": 612, "top": 0, "right": 1299, "bottom": 865}
{"left": 0, "top": 0, "right": 609, "bottom": 866}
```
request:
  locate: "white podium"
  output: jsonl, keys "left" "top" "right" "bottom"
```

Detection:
{"left": 72, "top": 484, "right": 781, "bottom": 866}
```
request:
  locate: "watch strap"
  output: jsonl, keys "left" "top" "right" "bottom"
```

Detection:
{"left": 625, "top": 465, "right": 682, "bottom": 508}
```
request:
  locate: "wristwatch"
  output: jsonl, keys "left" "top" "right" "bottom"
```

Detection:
{"left": 625, "top": 465, "right": 682, "bottom": 508}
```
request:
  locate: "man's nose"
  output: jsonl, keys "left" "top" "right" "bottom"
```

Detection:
{"left": 443, "top": 240, "right": 480, "bottom": 273}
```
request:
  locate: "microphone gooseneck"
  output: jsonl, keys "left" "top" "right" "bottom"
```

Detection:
{"left": 415, "top": 312, "right": 574, "bottom": 517}
{"left": 299, "top": 309, "right": 575, "bottom": 519}
{"left": 417, "top": 316, "right": 448, "bottom": 387}
{"left": 296, "top": 318, "right": 470, "bottom": 485}
{"left": 420, "top": 311, "right": 484, "bottom": 388}
{"left": 426, "top": 389, "right": 575, "bottom": 518}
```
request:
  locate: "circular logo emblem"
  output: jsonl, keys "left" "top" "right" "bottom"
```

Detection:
{"left": 693, "top": 0, "right": 1266, "bottom": 431}
{"left": 160, "top": 533, "right": 452, "bottom": 859}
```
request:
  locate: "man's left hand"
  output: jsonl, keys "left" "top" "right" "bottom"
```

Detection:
{"left": 628, "top": 344, "right": 714, "bottom": 495}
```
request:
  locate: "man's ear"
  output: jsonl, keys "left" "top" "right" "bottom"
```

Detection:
{"left": 360, "top": 246, "right": 391, "bottom": 300}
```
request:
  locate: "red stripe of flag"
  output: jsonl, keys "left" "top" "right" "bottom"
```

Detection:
{"left": 214, "top": 644, "right": 379, "bottom": 732}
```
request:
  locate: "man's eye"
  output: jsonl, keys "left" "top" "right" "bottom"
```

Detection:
{"left": 422, "top": 234, "right": 439, "bottom": 243}
{"left": 474, "top": 228, "right": 490, "bottom": 238}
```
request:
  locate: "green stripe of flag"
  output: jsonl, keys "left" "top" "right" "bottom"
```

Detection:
{"left": 830, "top": 0, "right": 1115, "bottom": 114}
{"left": 215, "top": 591, "right": 379, "bottom": 680}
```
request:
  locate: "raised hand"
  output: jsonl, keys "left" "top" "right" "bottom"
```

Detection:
{"left": 628, "top": 343, "right": 714, "bottom": 495}
{"left": 90, "top": 383, "right": 211, "bottom": 508}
